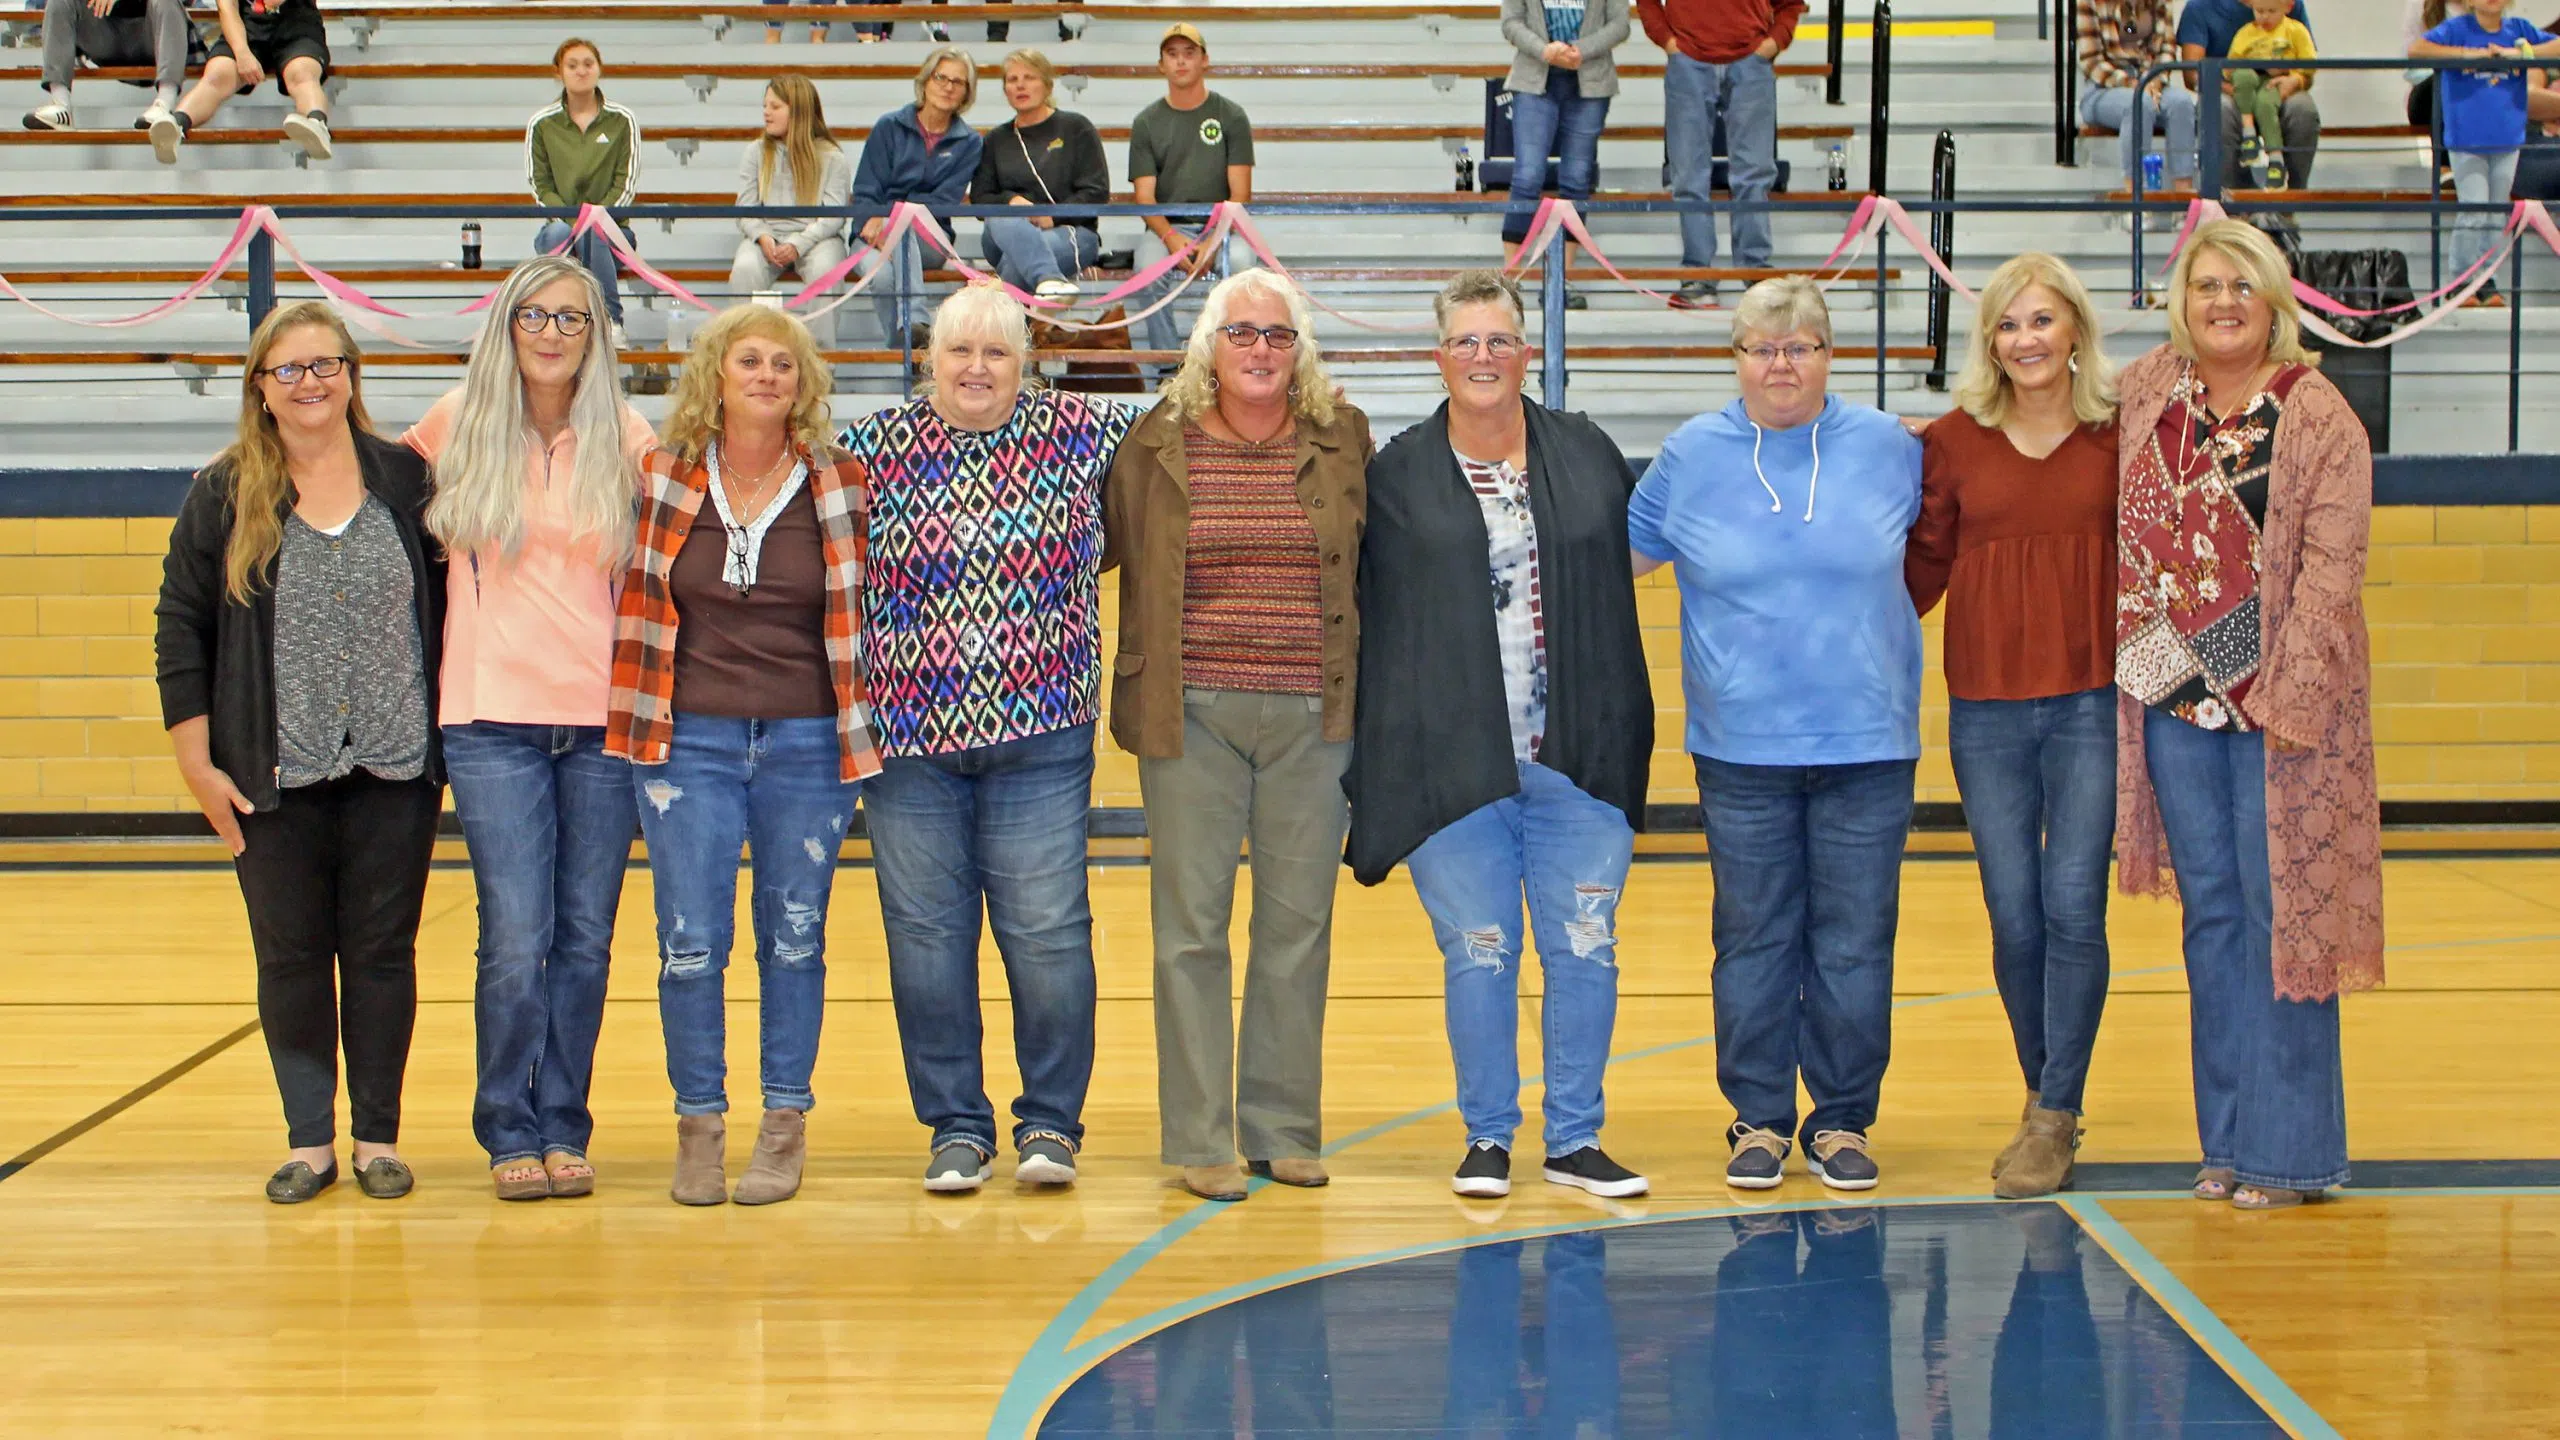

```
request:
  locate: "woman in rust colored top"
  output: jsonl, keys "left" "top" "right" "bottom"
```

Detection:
{"left": 1908, "top": 253, "right": 2119, "bottom": 1199}
{"left": 1103, "top": 268, "right": 1370, "bottom": 1204}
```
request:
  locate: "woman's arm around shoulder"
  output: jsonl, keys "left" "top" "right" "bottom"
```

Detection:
{"left": 1905, "top": 411, "right": 1971, "bottom": 617}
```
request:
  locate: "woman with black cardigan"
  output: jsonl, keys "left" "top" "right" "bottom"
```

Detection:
{"left": 1345, "top": 270, "right": 1653, "bottom": 1203}
{"left": 155, "top": 301, "right": 446, "bottom": 1205}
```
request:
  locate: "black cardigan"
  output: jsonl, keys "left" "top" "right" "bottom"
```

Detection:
{"left": 1343, "top": 399, "right": 1653, "bottom": 886}
{"left": 154, "top": 428, "right": 446, "bottom": 813}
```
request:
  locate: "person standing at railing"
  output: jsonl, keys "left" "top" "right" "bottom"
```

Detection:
{"left": 731, "top": 75, "right": 853, "bottom": 321}
{"left": 1639, "top": 0, "right": 1803, "bottom": 309}
{"left": 2414, "top": 0, "right": 2557, "bottom": 303}
{"left": 160, "top": 0, "right": 333, "bottom": 164}
{"left": 971, "top": 48, "right": 1111, "bottom": 301}
{"left": 526, "top": 38, "right": 640, "bottom": 347}
{"left": 2079, "top": 0, "right": 2197, "bottom": 193}
{"left": 405, "top": 257, "right": 657, "bottom": 1203}
{"left": 1905, "top": 254, "right": 2120, "bottom": 1200}
{"left": 1499, "top": 0, "right": 1630, "bottom": 310}
{"left": 2175, "top": 0, "right": 2317, "bottom": 191}
{"left": 23, "top": 0, "right": 192, "bottom": 144}
{"left": 2224, "top": 0, "right": 2316, "bottom": 189}
{"left": 1131, "top": 23, "right": 1255, "bottom": 374}
{"left": 853, "top": 46, "right": 985, "bottom": 352}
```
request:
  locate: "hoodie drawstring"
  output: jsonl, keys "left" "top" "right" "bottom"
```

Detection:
{"left": 1749, "top": 418, "right": 1823, "bottom": 523}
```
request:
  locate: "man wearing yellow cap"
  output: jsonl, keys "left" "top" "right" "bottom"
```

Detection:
{"left": 1130, "top": 22, "right": 1256, "bottom": 369}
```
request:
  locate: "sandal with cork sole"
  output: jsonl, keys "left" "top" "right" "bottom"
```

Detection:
{"left": 543, "top": 1151, "right": 595, "bottom": 1198}
{"left": 492, "top": 1159, "right": 551, "bottom": 1202}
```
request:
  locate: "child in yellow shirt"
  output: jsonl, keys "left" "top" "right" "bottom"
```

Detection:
{"left": 2229, "top": 0, "right": 2316, "bottom": 186}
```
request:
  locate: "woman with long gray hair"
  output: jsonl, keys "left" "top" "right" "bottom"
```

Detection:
{"left": 404, "top": 255, "right": 657, "bottom": 1201}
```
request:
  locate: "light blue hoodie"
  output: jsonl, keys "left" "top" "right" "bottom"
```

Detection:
{"left": 1628, "top": 394, "right": 1924, "bottom": 766}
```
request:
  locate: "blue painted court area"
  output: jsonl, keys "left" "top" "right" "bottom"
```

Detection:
{"left": 1036, "top": 1201, "right": 2283, "bottom": 1437}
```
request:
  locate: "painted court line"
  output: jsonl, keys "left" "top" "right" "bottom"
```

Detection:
{"left": 0, "top": 1017, "right": 261, "bottom": 1186}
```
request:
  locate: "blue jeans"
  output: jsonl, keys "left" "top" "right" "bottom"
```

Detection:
{"left": 981, "top": 217, "right": 1103, "bottom": 290}
{"left": 444, "top": 722, "right": 636, "bottom": 1163}
{"left": 1502, "top": 73, "right": 1612, "bottom": 245}
{"left": 1663, "top": 50, "right": 1777, "bottom": 269}
{"left": 1949, "top": 688, "right": 2116, "bottom": 1114}
{"left": 1695, "top": 755, "right": 1915, "bottom": 1145}
{"left": 1139, "top": 227, "right": 1234, "bottom": 364}
{"left": 534, "top": 218, "right": 627, "bottom": 324}
{"left": 2078, "top": 83, "right": 2198, "bottom": 185}
{"left": 1405, "top": 761, "right": 1634, "bottom": 1155}
{"left": 633, "top": 713, "right": 860, "bottom": 1116}
{"left": 2142, "top": 710, "right": 2348, "bottom": 1191}
{"left": 2451, "top": 148, "right": 2521, "bottom": 284}
{"left": 860, "top": 230, "right": 931, "bottom": 340}
{"left": 868, "top": 721, "right": 1098, "bottom": 1155}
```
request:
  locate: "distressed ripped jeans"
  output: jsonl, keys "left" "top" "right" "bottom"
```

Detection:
{"left": 634, "top": 713, "right": 860, "bottom": 1116}
{"left": 1406, "top": 760, "right": 1635, "bottom": 1155}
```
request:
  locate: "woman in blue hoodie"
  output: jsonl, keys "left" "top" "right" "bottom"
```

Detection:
{"left": 1628, "top": 275, "right": 1923, "bottom": 1194}
{"left": 853, "top": 46, "right": 985, "bottom": 352}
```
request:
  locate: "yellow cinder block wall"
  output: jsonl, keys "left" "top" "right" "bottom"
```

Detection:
{"left": 6, "top": 508, "right": 2558, "bottom": 814}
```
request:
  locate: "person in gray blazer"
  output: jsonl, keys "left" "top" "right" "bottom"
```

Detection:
{"left": 1500, "top": 0, "right": 1631, "bottom": 306}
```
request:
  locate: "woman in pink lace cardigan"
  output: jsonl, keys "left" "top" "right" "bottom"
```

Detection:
{"left": 2113, "top": 219, "right": 2383, "bottom": 1212}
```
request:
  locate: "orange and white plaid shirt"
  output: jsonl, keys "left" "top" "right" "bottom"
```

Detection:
{"left": 604, "top": 442, "right": 885, "bottom": 782}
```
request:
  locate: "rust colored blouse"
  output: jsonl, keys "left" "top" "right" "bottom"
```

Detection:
{"left": 1906, "top": 410, "right": 2120, "bottom": 702}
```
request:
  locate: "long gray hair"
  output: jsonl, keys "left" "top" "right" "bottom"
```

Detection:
{"left": 424, "top": 255, "right": 637, "bottom": 569}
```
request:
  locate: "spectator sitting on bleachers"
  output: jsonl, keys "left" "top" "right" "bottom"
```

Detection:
{"left": 2413, "top": 0, "right": 2555, "bottom": 304}
{"left": 971, "top": 48, "right": 1109, "bottom": 301}
{"left": 854, "top": 46, "right": 984, "bottom": 351}
{"left": 2079, "top": 0, "right": 2196, "bottom": 192}
{"left": 527, "top": 38, "right": 640, "bottom": 344}
{"left": 1131, "top": 23, "right": 1253, "bottom": 367}
{"left": 1500, "top": 0, "right": 1630, "bottom": 311}
{"left": 2178, "top": 0, "right": 2316, "bottom": 190}
{"left": 884, "top": 0, "right": 1012, "bottom": 44}
{"left": 764, "top": 0, "right": 884, "bottom": 46}
{"left": 1639, "top": 0, "right": 1803, "bottom": 309}
{"left": 23, "top": 0, "right": 190, "bottom": 143}
{"left": 2227, "top": 0, "right": 2314, "bottom": 188}
{"left": 160, "top": 0, "right": 332, "bottom": 164}
{"left": 731, "top": 74, "right": 853, "bottom": 313}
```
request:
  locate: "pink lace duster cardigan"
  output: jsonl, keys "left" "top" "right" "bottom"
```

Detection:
{"left": 2113, "top": 344, "right": 2386, "bottom": 1002}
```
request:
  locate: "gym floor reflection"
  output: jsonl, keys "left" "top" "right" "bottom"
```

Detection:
{"left": 1037, "top": 1201, "right": 2280, "bottom": 1437}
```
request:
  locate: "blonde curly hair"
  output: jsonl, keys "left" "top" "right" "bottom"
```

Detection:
{"left": 659, "top": 304, "right": 837, "bottom": 465}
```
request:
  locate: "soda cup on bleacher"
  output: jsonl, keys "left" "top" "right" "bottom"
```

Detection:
{"left": 2141, "top": 151, "right": 2164, "bottom": 194}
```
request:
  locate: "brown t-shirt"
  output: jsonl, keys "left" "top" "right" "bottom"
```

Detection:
{"left": 669, "top": 481, "right": 835, "bottom": 719}
{"left": 1907, "top": 410, "right": 2119, "bottom": 702}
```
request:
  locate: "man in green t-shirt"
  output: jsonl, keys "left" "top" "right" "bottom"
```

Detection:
{"left": 1129, "top": 23, "right": 1256, "bottom": 366}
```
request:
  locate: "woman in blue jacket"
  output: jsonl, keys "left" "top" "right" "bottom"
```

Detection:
{"left": 1629, "top": 276, "right": 1924, "bottom": 1195}
{"left": 854, "top": 46, "right": 984, "bottom": 350}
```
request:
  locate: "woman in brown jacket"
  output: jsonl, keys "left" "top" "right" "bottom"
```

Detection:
{"left": 2115, "top": 219, "right": 2383, "bottom": 1211}
{"left": 1102, "top": 267, "right": 1372, "bottom": 1204}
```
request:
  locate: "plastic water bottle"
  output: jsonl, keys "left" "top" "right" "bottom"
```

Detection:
{"left": 461, "top": 222, "right": 482, "bottom": 271}
{"left": 1455, "top": 143, "right": 1476, "bottom": 192}
{"left": 1827, "top": 145, "right": 1848, "bottom": 192}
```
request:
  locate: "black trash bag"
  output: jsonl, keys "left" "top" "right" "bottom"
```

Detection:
{"left": 2299, "top": 249, "right": 2416, "bottom": 343}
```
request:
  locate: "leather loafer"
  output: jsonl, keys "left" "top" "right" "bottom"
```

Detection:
{"left": 354, "top": 1156, "right": 415, "bottom": 1200}
{"left": 265, "top": 1160, "right": 338, "bottom": 1204}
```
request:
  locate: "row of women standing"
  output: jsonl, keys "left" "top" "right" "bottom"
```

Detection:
{"left": 157, "top": 217, "right": 2380, "bottom": 1214}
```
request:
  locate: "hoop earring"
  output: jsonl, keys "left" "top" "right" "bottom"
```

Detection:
{"left": 2068, "top": 354, "right": 2081, "bottom": 374}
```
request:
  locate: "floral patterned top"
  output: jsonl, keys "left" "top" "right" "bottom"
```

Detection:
{"left": 1454, "top": 448, "right": 1548, "bottom": 763}
{"left": 2116, "top": 360, "right": 2306, "bottom": 733}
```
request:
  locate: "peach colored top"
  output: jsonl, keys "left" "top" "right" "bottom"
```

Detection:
{"left": 402, "top": 390, "right": 657, "bottom": 727}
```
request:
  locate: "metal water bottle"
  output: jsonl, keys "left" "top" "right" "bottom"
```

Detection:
{"left": 2141, "top": 152, "right": 2165, "bottom": 194}
{"left": 1455, "top": 143, "right": 1476, "bottom": 192}
{"left": 1827, "top": 145, "right": 1848, "bottom": 192}
{"left": 461, "top": 221, "right": 483, "bottom": 270}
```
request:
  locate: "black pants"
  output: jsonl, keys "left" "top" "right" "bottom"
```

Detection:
{"left": 232, "top": 772, "right": 442, "bottom": 1148}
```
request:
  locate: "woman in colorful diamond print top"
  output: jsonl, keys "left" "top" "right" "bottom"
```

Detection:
{"left": 2113, "top": 219, "right": 2381, "bottom": 1211}
{"left": 838, "top": 282, "right": 1141, "bottom": 1195}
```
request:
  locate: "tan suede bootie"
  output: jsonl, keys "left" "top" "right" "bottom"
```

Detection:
{"left": 671, "top": 1113, "right": 728, "bottom": 1206}
{"left": 1994, "top": 1106, "right": 2082, "bottom": 1199}
{"left": 1990, "top": 1094, "right": 2037, "bottom": 1180}
{"left": 732, "top": 1109, "right": 807, "bottom": 1206}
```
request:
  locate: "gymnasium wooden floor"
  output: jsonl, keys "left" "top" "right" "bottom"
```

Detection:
{"left": 2, "top": 850, "right": 2556, "bottom": 1436}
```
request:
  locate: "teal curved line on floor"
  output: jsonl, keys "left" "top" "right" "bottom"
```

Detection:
{"left": 2063, "top": 1195, "right": 2346, "bottom": 1440}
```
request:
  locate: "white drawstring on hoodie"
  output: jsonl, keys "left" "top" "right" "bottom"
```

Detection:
{"left": 1748, "top": 417, "right": 1822, "bottom": 523}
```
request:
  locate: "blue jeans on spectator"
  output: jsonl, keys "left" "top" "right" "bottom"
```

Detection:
{"left": 1502, "top": 72, "right": 1612, "bottom": 245}
{"left": 860, "top": 229, "right": 932, "bottom": 342}
{"left": 868, "top": 721, "right": 1098, "bottom": 1157}
{"left": 1139, "top": 226, "right": 1234, "bottom": 367}
{"left": 2079, "top": 82, "right": 2198, "bottom": 186}
{"left": 1405, "top": 761, "right": 1634, "bottom": 1156}
{"left": 445, "top": 722, "right": 636, "bottom": 1164}
{"left": 1949, "top": 688, "right": 2115, "bottom": 1114}
{"left": 534, "top": 218, "right": 627, "bottom": 325}
{"left": 2142, "top": 710, "right": 2348, "bottom": 1192}
{"left": 1663, "top": 50, "right": 1778, "bottom": 270}
{"left": 2450, "top": 148, "right": 2521, "bottom": 284}
{"left": 1695, "top": 755, "right": 1915, "bottom": 1145}
{"left": 763, "top": 0, "right": 885, "bottom": 40}
{"left": 981, "top": 217, "right": 1103, "bottom": 291}
{"left": 634, "top": 713, "right": 860, "bottom": 1116}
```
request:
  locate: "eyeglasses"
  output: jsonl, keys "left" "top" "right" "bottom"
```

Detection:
{"left": 1440, "top": 333, "right": 1526, "bottom": 360}
{"left": 1736, "top": 342, "right": 1827, "bottom": 366}
{"left": 257, "top": 355, "right": 348, "bottom": 383}
{"left": 926, "top": 71, "right": 969, "bottom": 88}
{"left": 2187, "top": 277, "right": 2259, "bottom": 301}
{"left": 1218, "top": 322, "right": 1300, "bottom": 351}
{"left": 514, "top": 305, "right": 595, "bottom": 337}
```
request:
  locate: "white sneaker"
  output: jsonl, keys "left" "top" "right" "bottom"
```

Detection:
{"left": 609, "top": 320, "right": 628, "bottom": 353}
{"left": 282, "top": 110, "right": 331, "bottom": 161}
{"left": 142, "top": 105, "right": 182, "bottom": 164}
{"left": 22, "top": 102, "right": 69, "bottom": 132}
{"left": 1034, "top": 276, "right": 1081, "bottom": 302}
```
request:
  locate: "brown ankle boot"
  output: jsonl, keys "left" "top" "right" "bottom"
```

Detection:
{"left": 732, "top": 1109, "right": 806, "bottom": 1206}
{"left": 1990, "top": 1094, "right": 2036, "bottom": 1180}
{"left": 1994, "top": 1106, "right": 2082, "bottom": 1199}
{"left": 671, "top": 1113, "right": 728, "bottom": 1206}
